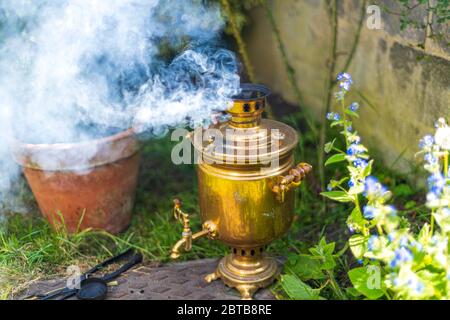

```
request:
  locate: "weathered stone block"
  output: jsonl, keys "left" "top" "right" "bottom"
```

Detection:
{"left": 245, "top": 0, "right": 449, "bottom": 177}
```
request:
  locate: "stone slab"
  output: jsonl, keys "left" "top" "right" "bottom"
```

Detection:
{"left": 19, "top": 259, "right": 276, "bottom": 300}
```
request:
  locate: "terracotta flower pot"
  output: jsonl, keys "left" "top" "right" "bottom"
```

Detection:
{"left": 11, "top": 129, "right": 141, "bottom": 234}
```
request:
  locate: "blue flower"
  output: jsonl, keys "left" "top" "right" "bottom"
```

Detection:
{"left": 326, "top": 112, "right": 341, "bottom": 121}
{"left": 364, "top": 176, "right": 378, "bottom": 193}
{"left": 427, "top": 192, "right": 438, "bottom": 202}
{"left": 337, "top": 72, "right": 352, "bottom": 82}
{"left": 353, "top": 158, "right": 368, "bottom": 168}
{"left": 339, "top": 81, "right": 351, "bottom": 91}
{"left": 405, "top": 277, "right": 424, "bottom": 294}
{"left": 399, "top": 236, "right": 409, "bottom": 247}
{"left": 334, "top": 91, "right": 345, "bottom": 101}
{"left": 365, "top": 175, "right": 378, "bottom": 186}
{"left": 368, "top": 235, "right": 378, "bottom": 251}
{"left": 347, "top": 143, "right": 364, "bottom": 156}
{"left": 392, "top": 277, "right": 400, "bottom": 286}
{"left": 390, "top": 247, "right": 413, "bottom": 268}
{"left": 347, "top": 125, "right": 353, "bottom": 132}
{"left": 411, "top": 241, "right": 423, "bottom": 252}
{"left": 385, "top": 205, "right": 397, "bottom": 217}
{"left": 357, "top": 259, "right": 363, "bottom": 265}
{"left": 430, "top": 235, "right": 440, "bottom": 246}
{"left": 337, "top": 72, "right": 353, "bottom": 92}
{"left": 364, "top": 176, "right": 388, "bottom": 199}
{"left": 349, "top": 102, "right": 359, "bottom": 112}
{"left": 350, "top": 135, "right": 361, "bottom": 144}
{"left": 413, "top": 281, "right": 424, "bottom": 294}
{"left": 388, "top": 232, "right": 396, "bottom": 242}
{"left": 363, "top": 205, "right": 377, "bottom": 219}
{"left": 348, "top": 179, "right": 356, "bottom": 188}
{"left": 424, "top": 153, "right": 437, "bottom": 165}
{"left": 428, "top": 172, "right": 445, "bottom": 195}
{"left": 419, "top": 135, "right": 434, "bottom": 149}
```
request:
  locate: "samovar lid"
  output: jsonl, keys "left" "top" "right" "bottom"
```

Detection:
{"left": 192, "top": 84, "right": 299, "bottom": 166}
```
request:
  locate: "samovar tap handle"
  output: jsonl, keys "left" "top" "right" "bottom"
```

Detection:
{"left": 271, "top": 163, "right": 312, "bottom": 203}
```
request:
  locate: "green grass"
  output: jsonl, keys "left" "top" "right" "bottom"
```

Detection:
{"left": 0, "top": 136, "right": 227, "bottom": 298}
{"left": 0, "top": 112, "right": 428, "bottom": 300}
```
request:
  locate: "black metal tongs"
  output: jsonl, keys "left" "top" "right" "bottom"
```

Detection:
{"left": 25, "top": 248, "right": 143, "bottom": 300}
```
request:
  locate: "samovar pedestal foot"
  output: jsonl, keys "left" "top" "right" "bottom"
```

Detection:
{"left": 204, "top": 270, "right": 221, "bottom": 283}
{"left": 234, "top": 285, "right": 258, "bottom": 300}
{"left": 206, "top": 246, "right": 279, "bottom": 300}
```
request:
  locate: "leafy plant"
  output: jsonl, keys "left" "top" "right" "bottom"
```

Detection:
{"left": 320, "top": 72, "right": 449, "bottom": 299}
{"left": 278, "top": 237, "right": 348, "bottom": 300}
{"left": 279, "top": 72, "right": 448, "bottom": 300}
{"left": 378, "top": 0, "right": 450, "bottom": 49}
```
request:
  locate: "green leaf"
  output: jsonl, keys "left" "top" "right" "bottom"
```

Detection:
{"left": 346, "top": 287, "right": 363, "bottom": 298}
{"left": 280, "top": 274, "right": 322, "bottom": 300}
{"left": 346, "top": 207, "right": 367, "bottom": 233}
{"left": 347, "top": 165, "right": 359, "bottom": 176}
{"left": 323, "top": 242, "right": 335, "bottom": 255}
{"left": 286, "top": 254, "right": 325, "bottom": 281}
{"left": 334, "top": 243, "right": 349, "bottom": 258}
{"left": 416, "top": 269, "right": 446, "bottom": 295}
{"left": 325, "top": 153, "right": 346, "bottom": 166}
{"left": 331, "top": 120, "right": 343, "bottom": 128}
{"left": 321, "top": 253, "right": 337, "bottom": 270}
{"left": 345, "top": 109, "right": 359, "bottom": 118}
{"left": 329, "top": 177, "right": 349, "bottom": 189}
{"left": 393, "top": 184, "right": 415, "bottom": 197}
{"left": 362, "top": 160, "right": 373, "bottom": 178}
{"left": 321, "top": 191, "right": 353, "bottom": 203}
{"left": 324, "top": 138, "right": 336, "bottom": 154}
{"left": 404, "top": 200, "right": 417, "bottom": 210}
{"left": 310, "top": 238, "right": 337, "bottom": 271}
{"left": 349, "top": 234, "right": 369, "bottom": 259}
{"left": 348, "top": 267, "right": 386, "bottom": 299}
{"left": 418, "top": 223, "right": 431, "bottom": 243}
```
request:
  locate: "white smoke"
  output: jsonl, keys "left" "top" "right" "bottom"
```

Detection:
{"left": 0, "top": 0, "right": 241, "bottom": 213}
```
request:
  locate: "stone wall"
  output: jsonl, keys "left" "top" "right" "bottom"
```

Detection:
{"left": 244, "top": 0, "right": 450, "bottom": 174}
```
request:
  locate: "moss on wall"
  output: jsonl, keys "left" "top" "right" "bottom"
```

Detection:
{"left": 244, "top": 0, "right": 450, "bottom": 175}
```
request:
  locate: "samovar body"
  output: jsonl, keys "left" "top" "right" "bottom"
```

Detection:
{"left": 197, "top": 148, "right": 295, "bottom": 248}
{"left": 170, "top": 84, "right": 311, "bottom": 299}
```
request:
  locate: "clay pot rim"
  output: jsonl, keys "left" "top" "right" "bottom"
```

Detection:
{"left": 13, "top": 127, "right": 134, "bottom": 151}
{"left": 11, "top": 128, "right": 140, "bottom": 171}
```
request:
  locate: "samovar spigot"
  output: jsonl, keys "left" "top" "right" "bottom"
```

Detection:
{"left": 170, "top": 199, "right": 217, "bottom": 259}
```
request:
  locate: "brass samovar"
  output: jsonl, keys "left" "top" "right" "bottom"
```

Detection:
{"left": 170, "top": 84, "right": 311, "bottom": 299}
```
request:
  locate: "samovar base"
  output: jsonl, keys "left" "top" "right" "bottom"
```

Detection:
{"left": 205, "top": 246, "right": 279, "bottom": 300}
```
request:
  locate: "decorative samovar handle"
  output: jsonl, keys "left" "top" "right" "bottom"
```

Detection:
{"left": 271, "top": 163, "right": 312, "bottom": 203}
{"left": 170, "top": 199, "right": 217, "bottom": 259}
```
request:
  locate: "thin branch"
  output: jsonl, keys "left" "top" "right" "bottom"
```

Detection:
{"left": 220, "top": 0, "right": 275, "bottom": 118}
{"left": 319, "top": 0, "right": 367, "bottom": 192}
{"left": 261, "top": 0, "right": 318, "bottom": 136}
{"left": 342, "top": 0, "right": 367, "bottom": 73}
{"left": 261, "top": 0, "right": 304, "bottom": 105}
{"left": 319, "top": 0, "right": 339, "bottom": 192}
{"left": 220, "top": 0, "right": 256, "bottom": 83}
{"left": 423, "top": 0, "right": 434, "bottom": 50}
{"left": 375, "top": 1, "right": 421, "bottom": 16}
